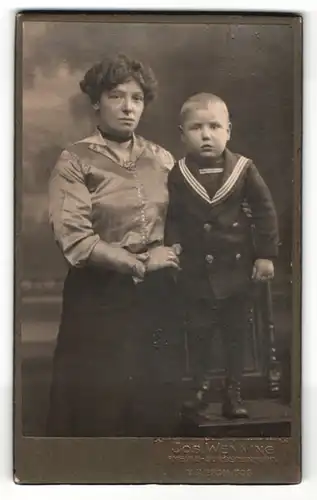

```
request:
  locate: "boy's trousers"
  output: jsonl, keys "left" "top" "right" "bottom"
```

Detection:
{"left": 185, "top": 291, "right": 250, "bottom": 385}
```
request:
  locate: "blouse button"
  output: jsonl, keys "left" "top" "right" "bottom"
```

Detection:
{"left": 236, "top": 253, "right": 242, "bottom": 260}
{"left": 205, "top": 254, "right": 214, "bottom": 264}
{"left": 232, "top": 222, "right": 239, "bottom": 227}
{"left": 204, "top": 223, "right": 212, "bottom": 232}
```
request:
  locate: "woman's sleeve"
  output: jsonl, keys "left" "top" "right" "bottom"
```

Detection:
{"left": 48, "top": 149, "right": 100, "bottom": 267}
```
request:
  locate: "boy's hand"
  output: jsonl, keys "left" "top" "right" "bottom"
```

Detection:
{"left": 252, "top": 259, "right": 274, "bottom": 282}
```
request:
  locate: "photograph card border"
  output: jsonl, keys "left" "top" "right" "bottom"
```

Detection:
{"left": 14, "top": 11, "right": 302, "bottom": 484}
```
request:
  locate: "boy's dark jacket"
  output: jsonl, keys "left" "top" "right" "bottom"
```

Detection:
{"left": 164, "top": 149, "right": 279, "bottom": 300}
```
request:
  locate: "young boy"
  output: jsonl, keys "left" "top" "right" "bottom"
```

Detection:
{"left": 165, "top": 93, "right": 279, "bottom": 419}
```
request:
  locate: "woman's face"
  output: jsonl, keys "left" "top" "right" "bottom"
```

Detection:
{"left": 96, "top": 79, "right": 145, "bottom": 138}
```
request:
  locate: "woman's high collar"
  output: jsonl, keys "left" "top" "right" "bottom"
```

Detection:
{"left": 97, "top": 126, "right": 133, "bottom": 144}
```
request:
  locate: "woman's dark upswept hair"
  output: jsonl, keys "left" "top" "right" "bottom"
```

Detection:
{"left": 79, "top": 54, "right": 158, "bottom": 105}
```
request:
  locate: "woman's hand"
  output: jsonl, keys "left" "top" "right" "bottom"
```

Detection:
{"left": 252, "top": 258, "right": 274, "bottom": 282}
{"left": 140, "top": 246, "right": 180, "bottom": 273}
{"left": 110, "top": 247, "right": 147, "bottom": 279}
{"left": 88, "top": 241, "right": 146, "bottom": 279}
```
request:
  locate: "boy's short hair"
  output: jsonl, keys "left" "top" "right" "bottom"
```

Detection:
{"left": 180, "top": 92, "right": 230, "bottom": 125}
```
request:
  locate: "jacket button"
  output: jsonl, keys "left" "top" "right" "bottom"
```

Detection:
{"left": 236, "top": 253, "right": 242, "bottom": 260}
{"left": 232, "top": 222, "right": 239, "bottom": 227}
{"left": 205, "top": 254, "right": 214, "bottom": 264}
{"left": 204, "top": 223, "right": 212, "bottom": 232}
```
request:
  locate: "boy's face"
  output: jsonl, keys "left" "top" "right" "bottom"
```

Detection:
{"left": 180, "top": 101, "right": 231, "bottom": 159}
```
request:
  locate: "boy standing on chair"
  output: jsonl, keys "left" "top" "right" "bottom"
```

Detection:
{"left": 165, "top": 93, "right": 279, "bottom": 419}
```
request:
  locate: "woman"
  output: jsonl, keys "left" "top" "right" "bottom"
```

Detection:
{"left": 47, "top": 54, "right": 184, "bottom": 437}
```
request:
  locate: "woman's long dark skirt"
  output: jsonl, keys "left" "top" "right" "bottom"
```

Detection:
{"left": 46, "top": 267, "right": 185, "bottom": 437}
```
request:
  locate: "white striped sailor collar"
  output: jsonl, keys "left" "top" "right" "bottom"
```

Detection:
{"left": 178, "top": 149, "right": 250, "bottom": 207}
{"left": 75, "top": 129, "right": 146, "bottom": 167}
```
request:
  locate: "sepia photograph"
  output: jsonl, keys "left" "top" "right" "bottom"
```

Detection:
{"left": 14, "top": 12, "right": 301, "bottom": 483}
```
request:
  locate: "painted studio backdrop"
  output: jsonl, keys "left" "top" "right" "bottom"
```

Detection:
{"left": 21, "top": 21, "right": 294, "bottom": 436}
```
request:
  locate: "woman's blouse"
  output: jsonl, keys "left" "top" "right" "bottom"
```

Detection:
{"left": 49, "top": 130, "right": 175, "bottom": 267}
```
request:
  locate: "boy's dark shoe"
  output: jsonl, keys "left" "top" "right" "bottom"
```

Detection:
{"left": 222, "top": 379, "right": 249, "bottom": 419}
{"left": 183, "top": 380, "right": 211, "bottom": 413}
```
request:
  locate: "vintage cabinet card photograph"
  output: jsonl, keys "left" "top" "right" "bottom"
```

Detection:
{"left": 14, "top": 11, "right": 302, "bottom": 484}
